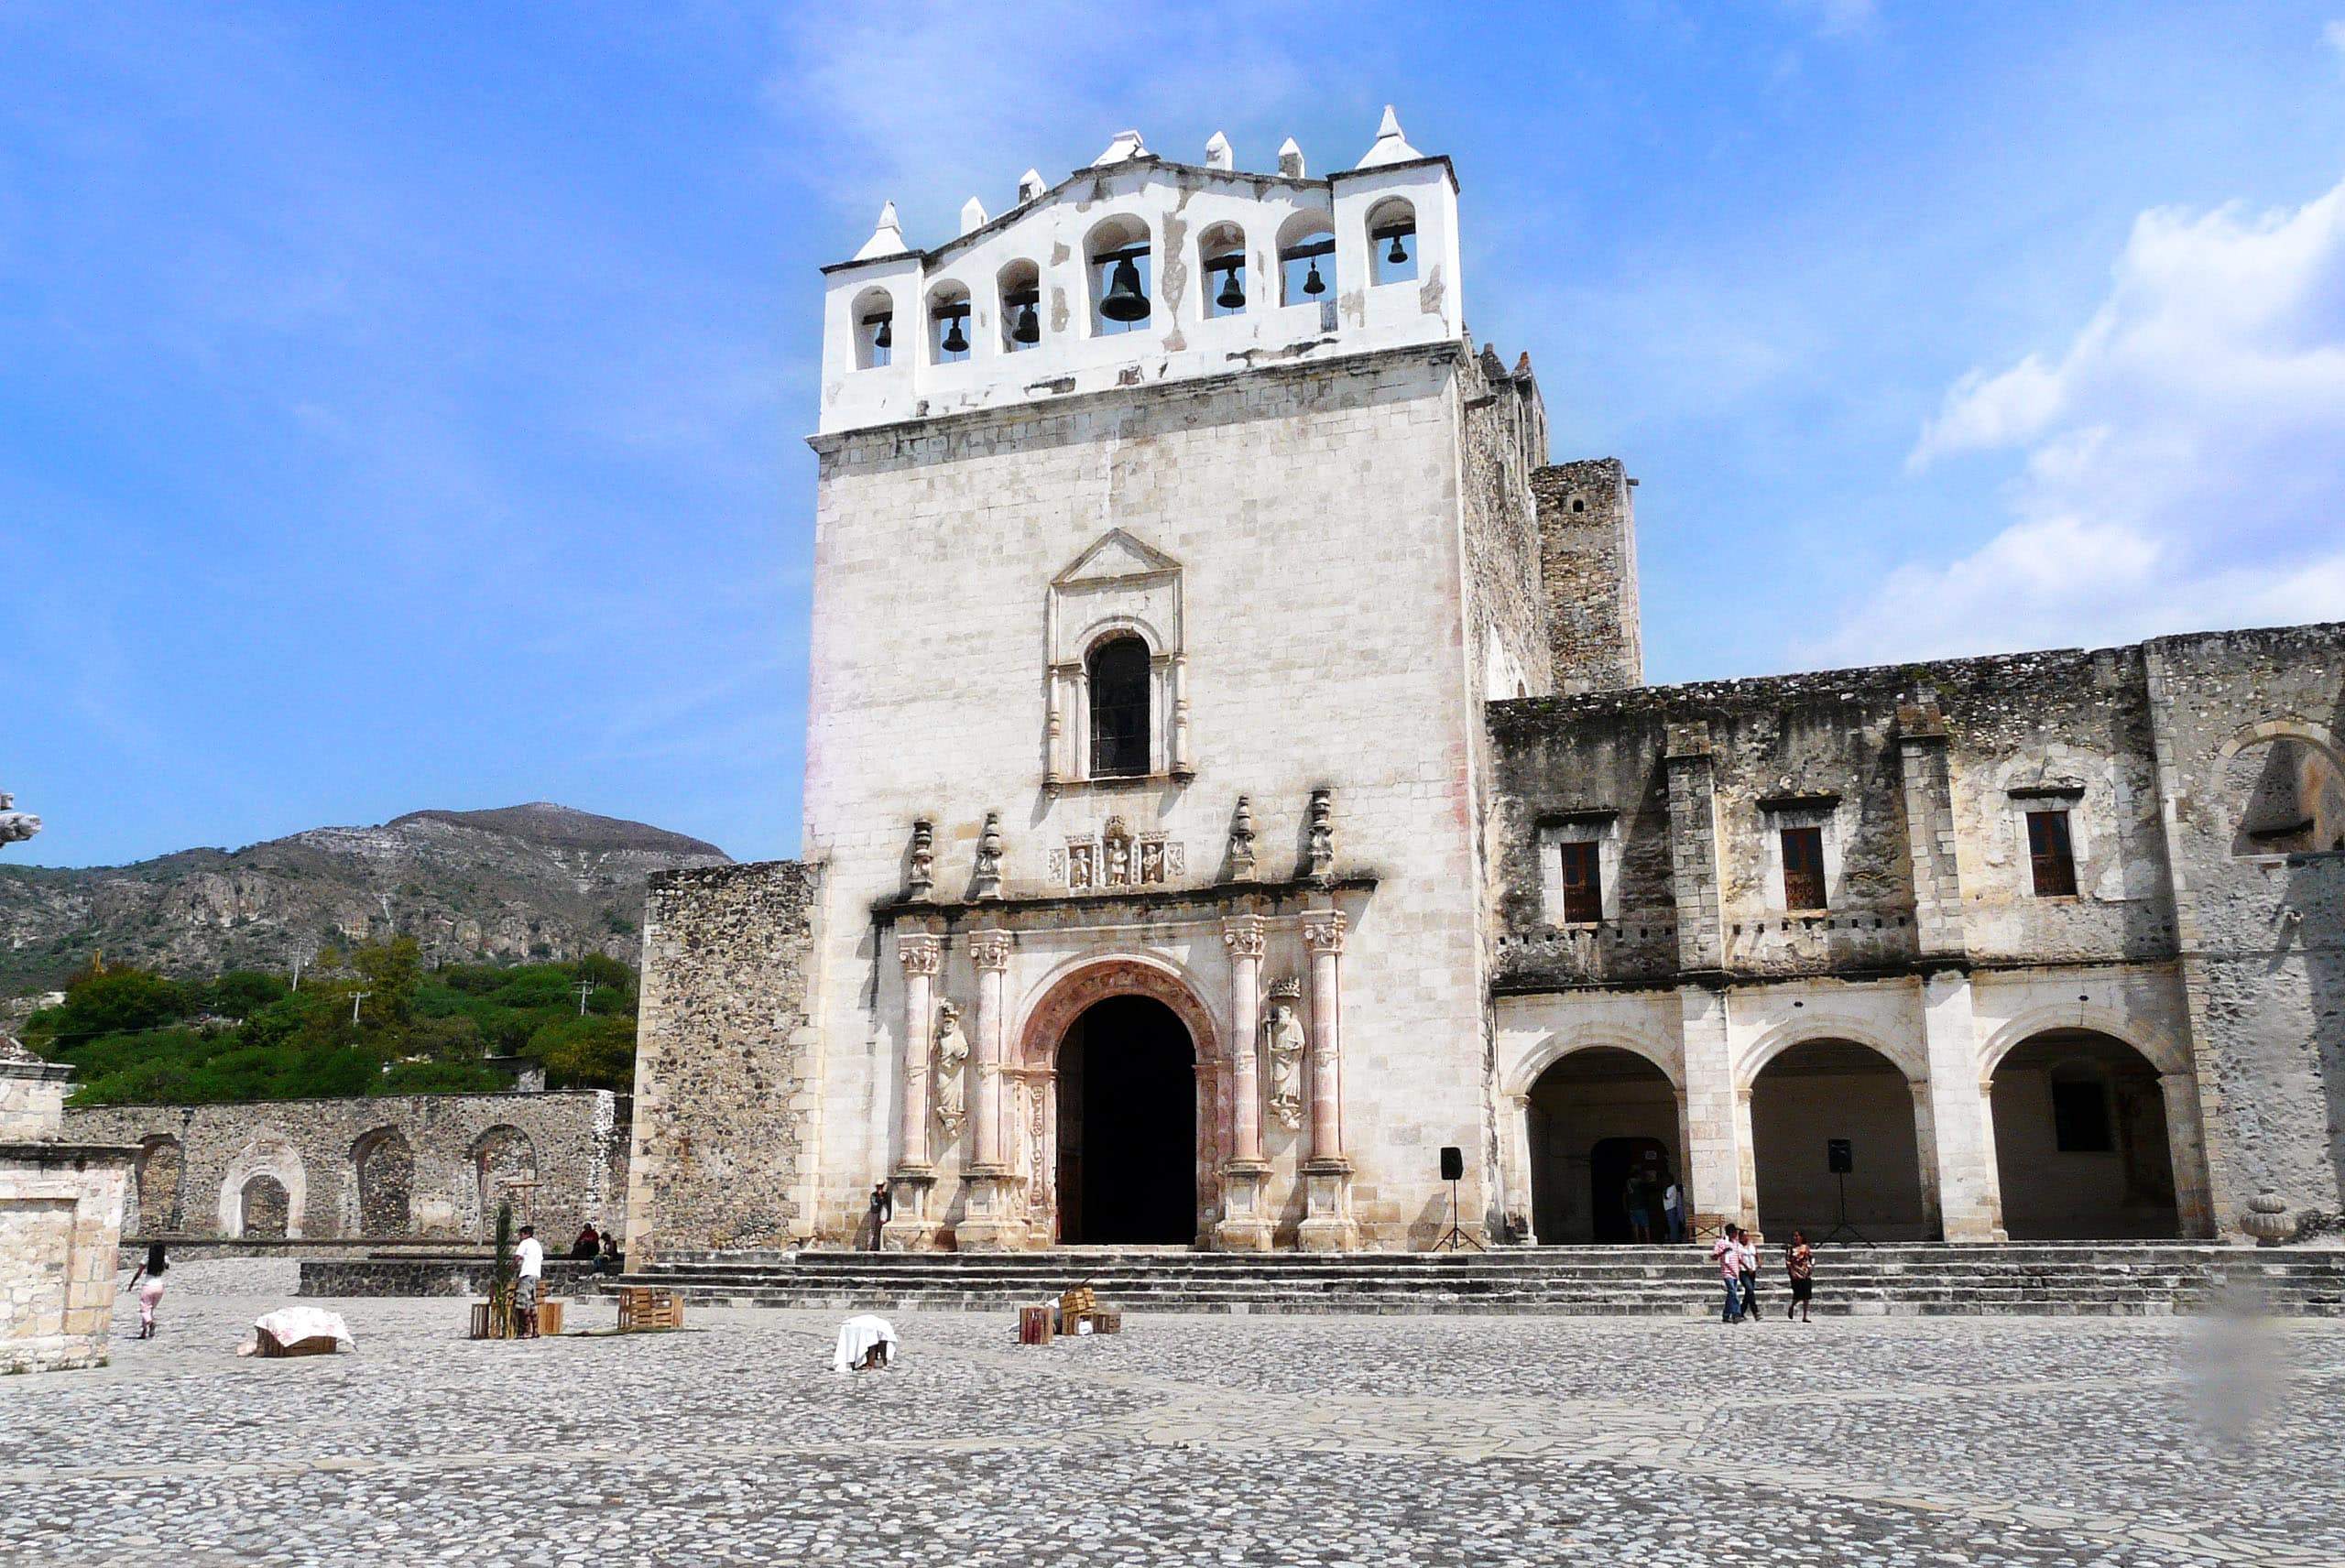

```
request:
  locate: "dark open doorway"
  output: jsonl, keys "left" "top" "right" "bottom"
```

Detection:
{"left": 1055, "top": 995, "right": 1196, "bottom": 1244}
{"left": 1588, "top": 1136, "right": 1671, "bottom": 1243}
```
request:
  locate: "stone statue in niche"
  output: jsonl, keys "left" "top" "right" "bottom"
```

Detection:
{"left": 1263, "top": 1003, "right": 1306, "bottom": 1130}
{"left": 933, "top": 1001, "right": 969, "bottom": 1134}
{"left": 907, "top": 818, "right": 934, "bottom": 900}
{"left": 1306, "top": 788, "right": 1335, "bottom": 882}
{"left": 1139, "top": 835, "right": 1165, "bottom": 884}
{"left": 1103, "top": 815, "right": 1133, "bottom": 887}
{"left": 973, "top": 811, "right": 1005, "bottom": 899}
{"left": 1227, "top": 795, "right": 1258, "bottom": 881}
{"left": 1067, "top": 840, "right": 1096, "bottom": 890}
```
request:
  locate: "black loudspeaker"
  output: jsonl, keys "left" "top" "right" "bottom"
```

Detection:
{"left": 1827, "top": 1138, "right": 1854, "bottom": 1175}
{"left": 1439, "top": 1145, "right": 1465, "bottom": 1182}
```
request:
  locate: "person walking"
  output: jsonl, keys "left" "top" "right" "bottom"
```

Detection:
{"left": 1711, "top": 1225, "right": 1745, "bottom": 1323}
{"left": 867, "top": 1181, "right": 891, "bottom": 1251}
{"left": 1736, "top": 1227, "right": 1762, "bottom": 1323}
{"left": 1784, "top": 1229, "right": 1815, "bottom": 1322}
{"left": 1663, "top": 1179, "right": 1687, "bottom": 1244}
{"left": 125, "top": 1243, "right": 169, "bottom": 1340}
{"left": 513, "top": 1224, "right": 544, "bottom": 1339}
{"left": 1624, "top": 1172, "right": 1654, "bottom": 1243}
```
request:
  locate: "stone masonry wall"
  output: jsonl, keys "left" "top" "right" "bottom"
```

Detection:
{"left": 64, "top": 1091, "right": 628, "bottom": 1244}
{"left": 625, "top": 860, "right": 823, "bottom": 1264}
{"left": 1533, "top": 459, "right": 1642, "bottom": 695}
{"left": 1457, "top": 344, "right": 1553, "bottom": 703}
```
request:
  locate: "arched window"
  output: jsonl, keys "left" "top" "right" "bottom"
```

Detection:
{"left": 998, "top": 259, "right": 1042, "bottom": 352}
{"left": 1277, "top": 209, "right": 1336, "bottom": 307}
{"left": 928, "top": 283, "right": 972, "bottom": 365}
{"left": 1087, "top": 636, "right": 1151, "bottom": 778}
{"left": 851, "top": 287, "right": 894, "bottom": 370}
{"left": 1368, "top": 197, "right": 1417, "bottom": 286}
{"left": 1199, "top": 223, "right": 1247, "bottom": 319}
{"left": 1086, "top": 216, "right": 1152, "bottom": 336}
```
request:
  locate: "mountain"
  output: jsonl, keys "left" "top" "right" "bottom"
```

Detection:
{"left": 0, "top": 803, "right": 732, "bottom": 993}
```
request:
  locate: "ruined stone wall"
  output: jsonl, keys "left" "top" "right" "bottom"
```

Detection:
{"left": 1457, "top": 344, "right": 1552, "bottom": 702}
{"left": 2143, "top": 624, "right": 2345, "bottom": 1222}
{"left": 63, "top": 1091, "right": 628, "bottom": 1244}
{"left": 1533, "top": 459, "right": 1642, "bottom": 694}
{"left": 624, "top": 860, "right": 823, "bottom": 1264}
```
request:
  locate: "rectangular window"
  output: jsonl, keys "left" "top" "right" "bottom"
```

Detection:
{"left": 2027, "top": 810, "right": 2078, "bottom": 897}
{"left": 1558, "top": 841, "right": 1602, "bottom": 924}
{"left": 2051, "top": 1078, "right": 2113, "bottom": 1152}
{"left": 1780, "top": 825, "right": 1827, "bottom": 909}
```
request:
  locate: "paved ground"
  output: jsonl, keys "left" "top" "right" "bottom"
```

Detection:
{"left": 3, "top": 1259, "right": 2336, "bottom": 1566}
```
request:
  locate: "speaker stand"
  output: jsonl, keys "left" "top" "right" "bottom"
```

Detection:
{"left": 1432, "top": 1176, "right": 1484, "bottom": 1253}
{"left": 1818, "top": 1171, "right": 1875, "bottom": 1248}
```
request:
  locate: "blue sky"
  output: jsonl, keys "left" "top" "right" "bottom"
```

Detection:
{"left": 5, "top": 2, "right": 2344, "bottom": 868}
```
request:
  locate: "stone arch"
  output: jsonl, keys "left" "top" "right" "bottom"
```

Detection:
{"left": 1748, "top": 1036, "right": 1932, "bottom": 1241}
{"left": 134, "top": 1135, "right": 183, "bottom": 1236}
{"left": 1506, "top": 1029, "right": 1685, "bottom": 1098}
{"left": 2210, "top": 720, "right": 2345, "bottom": 856}
{"left": 1366, "top": 194, "right": 1418, "bottom": 286}
{"left": 1197, "top": 219, "right": 1249, "bottom": 318}
{"left": 849, "top": 284, "right": 894, "bottom": 369}
{"left": 1740, "top": 1018, "right": 1927, "bottom": 1092}
{"left": 1521, "top": 1044, "right": 1685, "bottom": 1244}
{"left": 1084, "top": 212, "right": 1153, "bottom": 335}
{"left": 1275, "top": 205, "right": 1336, "bottom": 306}
{"left": 468, "top": 1125, "right": 538, "bottom": 1234}
{"left": 216, "top": 1134, "right": 306, "bottom": 1239}
{"left": 352, "top": 1125, "right": 417, "bottom": 1236}
{"left": 1989, "top": 1028, "right": 2181, "bottom": 1239}
{"left": 1979, "top": 1004, "right": 2188, "bottom": 1081}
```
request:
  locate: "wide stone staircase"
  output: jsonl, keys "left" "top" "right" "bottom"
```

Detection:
{"left": 615, "top": 1243, "right": 2345, "bottom": 1318}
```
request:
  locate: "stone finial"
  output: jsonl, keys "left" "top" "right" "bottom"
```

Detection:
{"left": 1091, "top": 129, "right": 1148, "bottom": 167}
{"left": 1276, "top": 137, "right": 1305, "bottom": 179}
{"left": 907, "top": 819, "right": 935, "bottom": 900}
{"left": 852, "top": 201, "right": 906, "bottom": 261}
{"left": 1227, "top": 795, "right": 1259, "bottom": 882}
{"left": 0, "top": 789, "right": 40, "bottom": 847}
{"left": 1017, "top": 169, "right": 1045, "bottom": 203}
{"left": 2242, "top": 1191, "right": 2294, "bottom": 1247}
{"left": 1306, "top": 788, "right": 1336, "bottom": 883}
{"left": 1205, "top": 130, "right": 1234, "bottom": 170}
{"left": 973, "top": 811, "right": 1005, "bottom": 900}
{"left": 959, "top": 195, "right": 988, "bottom": 234}
{"left": 1354, "top": 103, "right": 1420, "bottom": 169}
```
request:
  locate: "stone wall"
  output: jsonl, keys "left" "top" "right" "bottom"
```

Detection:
{"left": 298, "top": 1256, "right": 601, "bottom": 1299}
{"left": 62, "top": 1091, "right": 629, "bottom": 1245}
{"left": 1533, "top": 459, "right": 1642, "bottom": 695}
{"left": 625, "top": 861, "right": 824, "bottom": 1264}
{"left": 2, "top": 1048, "right": 133, "bottom": 1374}
{"left": 1457, "top": 344, "right": 1552, "bottom": 703}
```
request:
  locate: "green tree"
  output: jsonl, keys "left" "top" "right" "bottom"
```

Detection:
{"left": 348, "top": 936, "right": 423, "bottom": 1028}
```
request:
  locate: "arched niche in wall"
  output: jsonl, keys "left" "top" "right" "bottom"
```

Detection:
{"left": 1043, "top": 529, "right": 1189, "bottom": 786}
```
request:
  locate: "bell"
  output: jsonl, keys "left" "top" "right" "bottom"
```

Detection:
{"left": 1387, "top": 232, "right": 1409, "bottom": 265}
{"left": 1011, "top": 299, "right": 1040, "bottom": 344}
{"left": 941, "top": 313, "right": 968, "bottom": 355}
{"left": 1216, "top": 266, "right": 1245, "bottom": 310}
{"left": 1303, "top": 259, "right": 1325, "bottom": 296}
{"left": 1100, "top": 256, "right": 1149, "bottom": 321}
{"left": 872, "top": 316, "right": 891, "bottom": 350}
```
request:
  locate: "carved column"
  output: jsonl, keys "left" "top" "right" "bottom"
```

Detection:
{"left": 1171, "top": 656, "right": 1194, "bottom": 779}
{"left": 956, "top": 929, "right": 1021, "bottom": 1250}
{"left": 1214, "top": 915, "right": 1272, "bottom": 1251}
{"left": 884, "top": 932, "right": 943, "bottom": 1251}
{"left": 1297, "top": 908, "right": 1358, "bottom": 1251}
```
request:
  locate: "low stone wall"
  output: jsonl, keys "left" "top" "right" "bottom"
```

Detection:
{"left": 65, "top": 1091, "right": 630, "bottom": 1246}
{"left": 298, "top": 1256, "right": 603, "bottom": 1300}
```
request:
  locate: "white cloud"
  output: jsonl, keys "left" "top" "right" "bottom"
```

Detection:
{"left": 1817, "top": 176, "right": 2345, "bottom": 664}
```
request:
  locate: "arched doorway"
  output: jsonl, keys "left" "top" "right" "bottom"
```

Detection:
{"left": 470, "top": 1125, "right": 537, "bottom": 1233}
{"left": 354, "top": 1127, "right": 416, "bottom": 1236}
{"left": 1751, "top": 1039, "right": 1929, "bottom": 1241}
{"left": 1054, "top": 995, "right": 1196, "bottom": 1244}
{"left": 1525, "top": 1047, "right": 1683, "bottom": 1242}
{"left": 241, "top": 1174, "right": 290, "bottom": 1239}
{"left": 1991, "top": 1030, "right": 2178, "bottom": 1238}
{"left": 135, "top": 1136, "right": 183, "bottom": 1236}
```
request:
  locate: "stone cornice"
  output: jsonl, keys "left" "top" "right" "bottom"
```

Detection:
{"left": 874, "top": 873, "right": 1378, "bottom": 930}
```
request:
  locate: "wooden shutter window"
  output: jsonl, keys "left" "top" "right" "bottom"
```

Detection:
{"left": 1559, "top": 840, "right": 1602, "bottom": 924}
{"left": 1781, "top": 825, "right": 1827, "bottom": 910}
{"left": 2027, "top": 810, "right": 2078, "bottom": 897}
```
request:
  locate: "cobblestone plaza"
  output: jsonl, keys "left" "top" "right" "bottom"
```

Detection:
{"left": 2, "top": 1261, "right": 2337, "bottom": 1566}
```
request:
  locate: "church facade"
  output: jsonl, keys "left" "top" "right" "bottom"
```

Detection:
{"left": 622, "top": 115, "right": 2344, "bottom": 1261}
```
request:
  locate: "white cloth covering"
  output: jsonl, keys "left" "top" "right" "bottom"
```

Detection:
{"left": 832, "top": 1314, "right": 899, "bottom": 1374}
{"left": 243, "top": 1306, "right": 354, "bottom": 1356}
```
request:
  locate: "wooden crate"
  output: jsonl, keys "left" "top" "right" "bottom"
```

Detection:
{"left": 1091, "top": 1309, "right": 1122, "bottom": 1335}
{"left": 617, "top": 1286, "right": 684, "bottom": 1331}
{"left": 1017, "top": 1304, "right": 1054, "bottom": 1345}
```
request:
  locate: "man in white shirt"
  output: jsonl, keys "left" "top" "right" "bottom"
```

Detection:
{"left": 514, "top": 1224, "right": 544, "bottom": 1339}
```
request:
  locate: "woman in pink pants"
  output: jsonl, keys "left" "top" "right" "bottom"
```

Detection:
{"left": 126, "top": 1243, "right": 169, "bottom": 1339}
